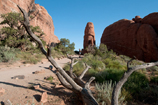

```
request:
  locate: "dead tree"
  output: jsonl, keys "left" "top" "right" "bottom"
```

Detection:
{"left": 111, "top": 58, "right": 158, "bottom": 105}
{"left": 17, "top": 5, "right": 98, "bottom": 105}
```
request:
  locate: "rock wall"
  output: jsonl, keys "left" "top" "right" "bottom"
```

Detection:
{"left": 101, "top": 13, "right": 158, "bottom": 62}
{"left": 0, "top": 0, "right": 59, "bottom": 43}
{"left": 83, "top": 22, "right": 96, "bottom": 54}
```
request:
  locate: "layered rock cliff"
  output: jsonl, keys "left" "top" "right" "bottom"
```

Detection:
{"left": 83, "top": 22, "right": 96, "bottom": 54}
{"left": 0, "top": 0, "right": 59, "bottom": 43}
{"left": 101, "top": 13, "right": 158, "bottom": 62}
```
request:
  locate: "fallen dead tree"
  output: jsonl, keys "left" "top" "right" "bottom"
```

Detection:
{"left": 17, "top": 5, "right": 98, "bottom": 105}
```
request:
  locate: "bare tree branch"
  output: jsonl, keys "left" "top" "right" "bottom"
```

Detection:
{"left": 17, "top": 5, "right": 98, "bottom": 105}
{"left": 72, "top": 61, "right": 79, "bottom": 66}
{"left": 85, "top": 77, "right": 95, "bottom": 89}
{"left": 127, "top": 58, "right": 134, "bottom": 69}
{"left": 56, "top": 71, "right": 73, "bottom": 90}
{"left": 112, "top": 61, "right": 158, "bottom": 105}
{"left": 17, "top": 5, "right": 82, "bottom": 91}
{"left": 79, "top": 63, "right": 91, "bottom": 80}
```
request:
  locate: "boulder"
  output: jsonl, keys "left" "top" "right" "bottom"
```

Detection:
{"left": 83, "top": 22, "right": 96, "bottom": 54}
{"left": 101, "top": 13, "right": 158, "bottom": 62}
{"left": 0, "top": 0, "right": 59, "bottom": 44}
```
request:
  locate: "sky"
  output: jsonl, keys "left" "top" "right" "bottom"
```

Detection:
{"left": 34, "top": 0, "right": 158, "bottom": 50}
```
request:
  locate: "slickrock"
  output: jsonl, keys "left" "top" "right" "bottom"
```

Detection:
{"left": 101, "top": 13, "right": 158, "bottom": 62}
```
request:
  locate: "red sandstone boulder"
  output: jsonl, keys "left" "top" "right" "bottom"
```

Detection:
{"left": 0, "top": 0, "right": 59, "bottom": 44}
{"left": 83, "top": 22, "right": 96, "bottom": 53}
{"left": 101, "top": 13, "right": 158, "bottom": 62}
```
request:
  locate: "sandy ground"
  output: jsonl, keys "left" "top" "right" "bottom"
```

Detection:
{"left": 0, "top": 57, "right": 77, "bottom": 105}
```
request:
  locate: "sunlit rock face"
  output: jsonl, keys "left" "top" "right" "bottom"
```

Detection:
{"left": 83, "top": 22, "right": 96, "bottom": 54}
{"left": 101, "top": 13, "right": 158, "bottom": 62}
{"left": 0, "top": 0, "right": 59, "bottom": 43}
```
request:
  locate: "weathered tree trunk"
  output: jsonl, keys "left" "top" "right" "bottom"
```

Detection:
{"left": 17, "top": 5, "right": 98, "bottom": 105}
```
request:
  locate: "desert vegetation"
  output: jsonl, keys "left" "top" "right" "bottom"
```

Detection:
{"left": 1, "top": 3, "right": 158, "bottom": 105}
{"left": 64, "top": 44, "right": 158, "bottom": 105}
{"left": 16, "top": 4, "right": 158, "bottom": 105}
{"left": 0, "top": 12, "right": 75, "bottom": 64}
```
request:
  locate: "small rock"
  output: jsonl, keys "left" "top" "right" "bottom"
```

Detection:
{"left": 4, "top": 99, "right": 12, "bottom": 105}
{"left": 33, "top": 85, "right": 40, "bottom": 89}
{"left": 11, "top": 75, "right": 25, "bottom": 79}
{"left": 40, "top": 92, "right": 47, "bottom": 103}
{"left": 49, "top": 65, "right": 53, "bottom": 70}
{"left": 0, "top": 87, "right": 5, "bottom": 95}
{"left": 25, "top": 64, "right": 30, "bottom": 67}
{"left": 33, "top": 70, "right": 45, "bottom": 74}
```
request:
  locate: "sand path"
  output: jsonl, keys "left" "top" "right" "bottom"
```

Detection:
{"left": 0, "top": 57, "right": 75, "bottom": 105}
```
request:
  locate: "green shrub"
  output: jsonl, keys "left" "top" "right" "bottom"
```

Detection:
{"left": 150, "top": 76, "right": 158, "bottom": 83}
{"left": 124, "top": 72, "right": 149, "bottom": 95}
{"left": 63, "top": 61, "right": 84, "bottom": 76}
{"left": 0, "top": 46, "right": 19, "bottom": 63}
{"left": 95, "top": 80, "right": 127, "bottom": 105}
{"left": 95, "top": 68, "right": 149, "bottom": 100}
{"left": 16, "top": 50, "right": 44, "bottom": 64}
{"left": 95, "top": 69, "right": 125, "bottom": 83}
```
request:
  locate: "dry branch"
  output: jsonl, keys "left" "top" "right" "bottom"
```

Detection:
{"left": 17, "top": 5, "right": 98, "bottom": 105}
{"left": 112, "top": 59, "right": 158, "bottom": 105}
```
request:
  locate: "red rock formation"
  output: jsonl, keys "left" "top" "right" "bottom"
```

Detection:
{"left": 0, "top": 0, "right": 59, "bottom": 43}
{"left": 83, "top": 22, "right": 96, "bottom": 53}
{"left": 101, "top": 13, "right": 158, "bottom": 62}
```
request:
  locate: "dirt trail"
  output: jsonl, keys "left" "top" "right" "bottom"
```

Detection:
{"left": 0, "top": 57, "right": 75, "bottom": 105}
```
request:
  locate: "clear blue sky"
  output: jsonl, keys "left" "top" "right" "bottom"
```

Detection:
{"left": 35, "top": 0, "right": 158, "bottom": 50}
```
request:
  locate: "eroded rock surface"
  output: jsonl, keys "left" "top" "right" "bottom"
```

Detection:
{"left": 101, "top": 13, "right": 158, "bottom": 62}
{"left": 83, "top": 22, "right": 96, "bottom": 54}
{"left": 0, "top": 0, "right": 59, "bottom": 43}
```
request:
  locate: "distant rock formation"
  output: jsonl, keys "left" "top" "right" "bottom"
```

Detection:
{"left": 101, "top": 13, "right": 158, "bottom": 62}
{"left": 0, "top": 0, "right": 59, "bottom": 44}
{"left": 83, "top": 22, "right": 96, "bottom": 54}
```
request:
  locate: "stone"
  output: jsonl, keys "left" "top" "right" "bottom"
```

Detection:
{"left": 101, "top": 13, "right": 158, "bottom": 62}
{"left": 33, "top": 70, "right": 45, "bottom": 74}
{"left": 0, "top": 87, "right": 5, "bottom": 95}
{"left": 33, "top": 85, "right": 40, "bottom": 89}
{"left": 49, "top": 65, "right": 53, "bottom": 70}
{"left": 0, "top": 0, "right": 59, "bottom": 44}
{"left": 40, "top": 92, "right": 48, "bottom": 103}
{"left": 83, "top": 22, "right": 96, "bottom": 54}
{"left": 11, "top": 75, "right": 25, "bottom": 79}
{"left": 4, "top": 100, "right": 12, "bottom": 105}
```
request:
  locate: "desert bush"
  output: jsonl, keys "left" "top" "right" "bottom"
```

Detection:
{"left": 95, "top": 68, "right": 149, "bottom": 100}
{"left": 0, "top": 12, "right": 45, "bottom": 51}
{"left": 95, "top": 80, "right": 127, "bottom": 105}
{"left": 150, "top": 76, "right": 158, "bottom": 83}
{"left": 16, "top": 49, "right": 44, "bottom": 64}
{"left": 0, "top": 46, "right": 19, "bottom": 62}
{"left": 54, "top": 38, "right": 75, "bottom": 55}
{"left": 63, "top": 61, "right": 84, "bottom": 76}
{"left": 103, "top": 58, "right": 126, "bottom": 70}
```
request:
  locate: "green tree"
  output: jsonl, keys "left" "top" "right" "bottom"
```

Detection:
{"left": 0, "top": 12, "right": 45, "bottom": 50}
{"left": 60, "top": 38, "right": 70, "bottom": 47}
{"left": 55, "top": 38, "right": 75, "bottom": 54}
